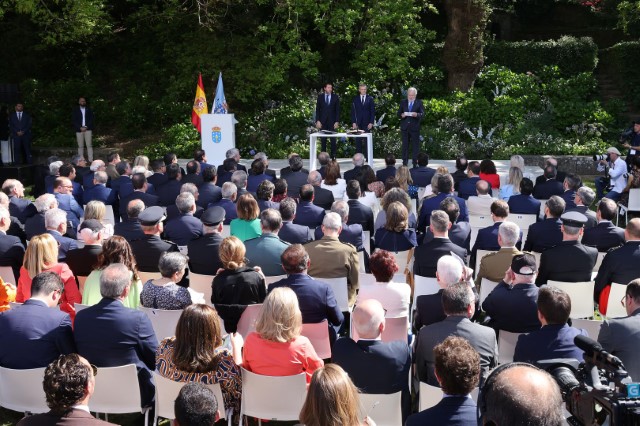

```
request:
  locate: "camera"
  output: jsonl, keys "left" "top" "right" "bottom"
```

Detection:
{"left": 539, "top": 335, "right": 640, "bottom": 425}
{"left": 594, "top": 154, "right": 611, "bottom": 162}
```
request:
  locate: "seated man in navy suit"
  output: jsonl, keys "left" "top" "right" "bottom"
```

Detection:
{"left": 406, "top": 336, "right": 479, "bottom": 426}
{"left": 410, "top": 151, "right": 436, "bottom": 188}
{"left": 342, "top": 153, "right": 362, "bottom": 183}
{"left": 293, "top": 184, "right": 326, "bottom": 229}
{"left": 0, "top": 271, "right": 76, "bottom": 369}
{"left": 3, "top": 178, "right": 35, "bottom": 224}
{"left": 523, "top": 195, "right": 565, "bottom": 253}
{"left": 74, "top": 263, "right": 158, "bottom": 408}
{"left": 582, "top": 197, "right": 625, "bottom": 252}
{"left": 414, "top": 210, "right": 467, "bottom": 278}
{"left": 114, "top": 199, "right": 145, "bottom": 242}
{"left": 314, "top": 200, "right": 364, "bottom": 251}
{"left": 418, "top": 174, "right": 468, "bottom": 232}
{"left": 247, "top": 158, "right": 274, "bottom": 193}
{"left": 457, "top": 160, "right": 482, "bottom": 200}
{"left": 278, "top": 197, "right": 313, "bottom": 244}
{"left": 422, "top": 197, "right": 471, "bottom": 250}
{"left": 333, "top": 299, "right": 411, "bottom": 421}
{"left": 163, "top": 192, "right": 203, "bottom": 246}
{"left": 53, "top": 177, "right": 83, "bottom": 237}
{"left": 470, "top": 200, "right": 522, "bottom": 269}
{"left": 560, "top": 173, "right": 581, "bottom": 210}
{"left": 119, "top": 173, "right": 160, "bottom": 220}
{"left": 533, "top": 165, "right": 564, "bottom": 200}
{"left": 566, "top": 186, "right": 597, "bottom": 229}
{"left": 376, "top": 154, "right": 397, "bottom": 183}
{"left": 59, "top": 162, "right": 84, "bottom": 206}
{"left": 45, "top": 208, "right": 78, "bottom": 262}
{"left": 208, "top": 182, "right": 238, "bottom": 224}
{"left": 197, "top": 165, "right": 222, "bottom": 208}
{"left": 0, "top": 205, "right": 25, "bottom": 280}
{"left": 82, "top": 171, "right": 116, "bottom": 206}
{"left": 508, "top": 178, "right": 541, "bottom": 216}
{"left": 255, "top": 180, "right": 280, "bottom": 212}
{"left": 83, "top": 159, "right": 106, "bottom": 191}
{"left": 514, "top": 286, "right": 586, "bottom": 363}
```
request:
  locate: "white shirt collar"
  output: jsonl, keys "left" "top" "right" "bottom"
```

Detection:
{"left": 73, "top": 404, "right": 90, "bottom": 413}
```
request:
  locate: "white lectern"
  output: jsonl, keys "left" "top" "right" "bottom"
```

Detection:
{"left": 200, "top": 114, "right": 237, "bottom": 167}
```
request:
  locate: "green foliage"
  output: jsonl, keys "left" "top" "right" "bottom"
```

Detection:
{"left": 603, "top": 41, "right": 640, "bottom": 107}
{"left": 138, "top": 122, "right": 201, "bottom": 159}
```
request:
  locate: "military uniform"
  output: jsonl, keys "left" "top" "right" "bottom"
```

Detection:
{"left": 305, "top": 235, "right": 359, "bottom": 304}
{"left": 475, "top": 247, "right": 523, "bottom": 286}
{"left": 129, "top": 206, "right": 178, "bottom": 272}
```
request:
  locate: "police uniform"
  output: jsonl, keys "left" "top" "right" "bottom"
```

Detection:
{"left": 187, "top": 207, "right": 225, "bottom": 275}
{"left": 129, "top": 206, "right": 178, "bottom": 272}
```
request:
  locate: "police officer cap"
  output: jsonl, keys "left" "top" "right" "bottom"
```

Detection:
{"left": 201, "top": 206, "right": 225, "bottom": 226}
{"left": 138, "top": 206, "right": 166, "bottom": 226}
{"left": 560, "top": 211, "right": 587, "bottom": 228}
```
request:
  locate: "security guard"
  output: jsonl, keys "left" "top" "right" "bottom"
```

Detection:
{"left": 129, "top": 206, "right": 179, "bottom": 273}
{"left": 187, "top": 206, "right": 226, "bottom": 275}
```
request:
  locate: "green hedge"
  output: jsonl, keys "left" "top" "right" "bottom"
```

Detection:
{"left": 603, "top": 41, "right": 640, "bottom": 107}
{"left": 485, "top": 36, "right": 598, "bottom": 75}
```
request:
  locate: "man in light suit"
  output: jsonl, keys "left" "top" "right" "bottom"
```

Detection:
{"left": 315, "top": 82, "right": 341, "bottom": 158}
{"left": 599, "top": 279, "right": 640, "bottom": 381}
{"left": 245, "top": 209, "right": 290, "bottom": 276}
{"left": 414, "top": 210, "right": 467, "bottom": 278}
{"left": 45, "top": 208, "right": 78, "bottom": 262}
{"left": 72, "top": 97, "right": 95, "bottom": 162}
{"left": 422, "top": 197, "right": 471, "bottom": 250}
{"left": 582, "top": 197, "right": 625, "bottom": 252}
{"left": 278, "top": 197, "right": 313, "bottom": 244}
{"left": 467, "top": 179, "right": 496, "bottom": 216}
{"left": 350, "top": 83, "right": 375, "bottom": 159}
{"left": 415, "top": 283, "right": 498, "bottom": 386}
{"left": 293, "top": 184, "right": 325, "bottom": 229}
{"left": 0, "top": 272, "right": 75, "bottom": 369}
{"left": 9, "top": 103, "right": 33, "bottom": 164}
{"left": 407, "top": 336, "right": 480, "bottom": 426}
{"left": 333, "top": 299, "right": 411, "bottom": 421}
{"left": 475, "top": 221, "right": 522, "bottom": 286}
{"left": 74, "top": 263, "right": 158, "bottom": 408}
{"left": 397, "top": 87, "right": 424, "bottom": 166}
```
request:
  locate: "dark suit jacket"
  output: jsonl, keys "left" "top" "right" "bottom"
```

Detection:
{"left": 25, "top": 212, "right": 47, "bottom": 240}
{"left": 423, "top": 222, "right": 471, "bottom": 251}
{"left": 315, "top": 92, "right": 340, "bottom": 129}
{"left": 413, "top": 289, "right": 446, "bottom": 333}
{"left": 212, "top": 267, "right": 266, "bottom": 332}
{"left": 268, "top": 274, "right": 343, "bottom": 326}
{"left": 7, "top": 216, "right": 26, "bottom": 248}
{"left": 410, "top": 166, "right": 436, "bottom": 188}
{"left": 599, "top": 308, "right": 640, "bottom": 381}
{"left": 523, "top": 218, "right": 563, "bottom": 252}
{"left": 114, "top": 219, "right": 145, "bottom": 242}
{"left": 0, "top": 232, "right": 25, "bottom": 281}
{"left": 350, "top": 94, "right": 375, "bottom": 130}
{"left": 373, "top": 228, "right": 417, "bottom": 252}
{"left": 582, "top": 221, "right": 625, "bottom": 252}
{"left": 147, "top": 172, "right": 168, "bottom": 188}
{"left": 216, "top": 163, "right": 247, "bottom": 173}
{"left": 471, "top": 222, "right": 522, "bottom": 269}
{"left": 65, "top": 245, "right": 102, "bottom": 278}
{"left": 247, "top": 174, "right": 273, "bottom": 193}
{"left": 284, "top": 171, "right": 309, "bottom": 198}
{"left": 187, "top": 233, "right": 224, "bottom": 275}
{"left": 74, "top": 298, "right": 158, "bottom": 407}
{"left": 376, "top": 166, "right": 396, "bottom": 183}
{"left": 343, "top": 166, "right": 362, "bottom": 183}
{"left": 316, "top": 223, "right": 364, "bottom": 251}
{"left": 595, "top": 241, "right": 640, "bottom": 300}
{"left": 17, "top": 408, "right": 114, "bottom": 425}
{"left": 0, "top": 299, "right": 75, "bottom": 369}
{"left": 279, "top": 221, "right": 314, "bottom": 244}
{"left": 208, "top": 198, "right": 237, "bottom": 224}
{"left": 311, "top": 185, "right": 335, "bottom": 210}
{"left": 508, "top": 194, "right": 541, "bottom": 216}
{"left": 536, "top": 241, "right": 597, "bottom": 285}
{"left": 157, "top": 179, "right": 183, "bottom": 207}
{"left": 457, "top": 176, "right": 480, "bottom": 200}
{"left": 165, "top": 204, "right": 203, "bottom": 223}
{"left": 418, "top": 193, "right": 469, "bottom": 233}
{"left": 9, "top": 196, "right": 35, "bottom": 224}
{"left": 9, "top": 111, "right": 32, "bottom": 138}
{"left": 182, "top": 173, "right": 204, "bottom": 187}
{"left": 129, "top": 234, "right": 179, "bottom": 272}
{"left": 567, "top": 205, "right": 597, "bottom": 229}
{"left": 163, "top": 213, "right": 203, "bottom": 246}
{"left": 82, "top": 172, "right": 96, "bottom": 191}
{"left": 397, "top": 99, "right": 424, "bottom": 131}
{"left": 561, "top": 190, "right": 577, "bottom": 210}
{"left": 280, "top": 166, "right": 308, "bottom": 178}
{"left": 482, "top": 281, "right": 541, "bottom": 333}
{"left": 198, "top": 182, "right": 222, "bottom": 208}
{"left": 535, "top": 171, "right": 567, "bottom": 186}
{"left": 405, "top": 396, "right": 477, "bottom": 426}
{"left": 414, "top": 237, "right": 468, "bottom": 278}
{"left": 514, "top": 324, "right": 586, "bottom": 364}
{"left": 72, "top": 106, "right": 95, "bottom": 132}
{"left": 346, "top": 199, "right": 374, "bottom": 232}
{"left": 47, "top": 230, "right": 78, "bottom": 262}
{"left": 82, "top": 184, "right": 115, "bottom": 206}
{"left": 257, "top": 199, "right": 280, "bottom": 212}
{"left": 119, "top": 191, "right": 159, "bottom": 220}
{"left": 248, "top": 167, "right": 276, "bottom": 179}
{"left": 109, "top": 176, "right": 132, "bottom": 200}
{"left": 293, "top": 201, "right": 325, "bottom": 229}
{"left": 533, "top": 179, "right": 564, "bottom": 199}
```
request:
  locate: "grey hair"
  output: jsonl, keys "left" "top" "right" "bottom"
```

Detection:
{"left": 99, "top": 263, "right": 132, "bottom": 299}
{"left": 0, "top": 192, "right": 9, "bottom": 208}
{"left": 49, "top": 161, "right": 63, "bottom": 175}
{"left": 158, "top": 252, "right": 188, "bottom": 278}
{"left": 70, "top": 154, "right": 85, "bottom": 165}
{"left": 34, "top": 193, "right": 57, "bottom": 212}
{"left": 322, "top": 212, "right": 342, "bottom": 231}
{"left": 254, "top": 152, "right": 268, "bottom": 162}
{"left": 308, "top": 170, "right": 322, "bottom": 185}
{"left": 180, "top": 183, "right": 198, "bottom": 197}
{"left": 231, "top": 170, "right": 247, "bottom": 188}
{"left": 226, "top": 148, "right": 240, "bottom": 159}
{"left": 221, "top": 182, "right": 237, "bottom": 199}
{"left": 89, "top": 160, "right": 105, "bottom": 172}
{"left": 353, "top": 153, "right": 365, "bottom": 166}
{"left": 45, "top": 208, "right": 68, "bottom": 229}
{"left": 127, "top": 199, "right": 145, "bottom": 219}
{"left": 563, "top": 224, "right": 582, "bottom": 236}
{"left": 175, "top": 193, "right": 196, "bottom": 214}
{"left": 131, "top": 165, "right": 147, "bottom": 175}
{"left": 510, "top": 155, "right": 525, "bottom": 170}
{"left": 442, "top": 283, "right": 474, "bottom": 316}
{"left": 331, "top": 200, "right": 349, "bottom": 222}
{"left": 437, "top": 255, "right": 463, "bottom": 286}
{"left": 260, "top": 208, "right": 282, "bottom": 232}
{"left": 576, "top": 186, "right": 595, "bottom": 207}
{"left": 430, "top": 210, "right": 450, "bottom": 233}
{"left": 93, "top": 171, "right": 108, "bottom": 184}
{"left": 0, "top": 205, "right": 9, "bottom": 221}
{"left": 408, "top": 87, "right": 418, "bottom": 95}
{"left": 499, "top": 222, "right": 520, "bottom": 247}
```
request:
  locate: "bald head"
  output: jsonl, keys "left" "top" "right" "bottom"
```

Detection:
{"left": 352, "top": 299, "right": 385, "bottom": 339}
{"left": 308, "top": 170, "right": 322, "bottom": 186}
{"left": 626, "top": 218, "right": 640, "bottom": 240}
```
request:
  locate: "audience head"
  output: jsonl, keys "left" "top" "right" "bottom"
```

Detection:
{"left": 455, "top": 155, "right": 468, "bottom": 172}
{"left": 2, "top": 178, "right": 25, "bottom": 197}
{"left": 543, "top": 164, "right": 557, "bottom": 180}
{"left": 173, "top": 304, "right": 224, "bottom": 372}
{"left": 497, "top": 221, "right": 520, "bottom": 248}
{"left": 174, "top": 382, "right": 219, "bottom": 426}
{"left": 329, "top": 200, "right": 348, "bottom": 223}
{"left": 384, "top": 153, "right": 395, "bottom": 166}
{"left": 127, "top": 199, "right": 145, "bottom": 220}
{"left": 430, "top": 209, "right": 451, "bottom": 235}
{"left": 236, "top": 194, "right": 259, "bottom": 221}
{"left": 563, "top": 173, "right": 581, "bottom": 191}
{"left": 43, "top": 354, "right": 97, "bottom": 415}
{"left": 353, "top": 298, "right": 386, "bottom": 339}
{"left": 107, "top": 152, "right": 120, "bottom": 165}
{"left": 256, "top": 180, "right": 275, "bottom": 201}
{"left": 396, "top": 165, "right": 413, "bottom": 190}
{"left": 89, "top": 160, "right": 105, "bottom": 172}
{"left": 221, "top": 182, "right": 237, "bottom": 201}
{"left": 231, "top": 170, "right": 248, "bottom": 189}
{"left": 324, "top": 160, "right": 341, "bottom": 185}
{"left": 201, "top": 206, "right": 225, "bottom": 234}
{"left": 84, "top": 200, "right": 106, "bottom": 223}
{"left": 273, "top": 178, "right": 288, "bottom": 198}
{"left": 139, "top": 206, "right": 167, "bottom": 234}
{"left": 546, "top": 196, "right": 565, "bottom": 219}
{"left": 250, "top": 158, "right": 265, "bottom": 176}
{"left": 307, "top": 170, "right": 322, "bottom": 186}
{"left": 417, "top": 151, "right": 429, "bottom": 167}
{"left": 186, "top": 160, "right": 200, "bottom": 176}
{"left": 434, "top": 336, "right": 480, "bottom": 396}
{"left": 299, "top": 184, "right": 314, "bottom": 202}
{"left": 626, "top": 218, "right": 640, "bottom": 241}
{"left": 180, "top": 183, "right": 198, "bottom": 200}
{"left": 360, "top": 165, "right": 377, "bottom": 185}
{"left": 30, "top": 271, "right": 64, "bottom": 307}
{"left": 369, "top": 250, "right": 399, "bottom": 283}
{"left": 430, "top": 173, "right": 442, "bottom": 195}
{"left": 279, "top": 197, "right": 297, "bottom": 221}
{"left": 281, "top": 244, "right": 310, "bottom": 274}
{"left": 353, "top": 153, "right": 365, "bottom": 167}
{"left": 164, "top": 152, "right": 178, "bottom": 166}
{"left": 134, "top": 155, "right": 150, "bottom": 170}
{"left": 0, "top": 205, "right": 9, "bottom": 232}
{"left": 510, "top": 155, "right": 525, "bottom": 171}
{"left": 480, "top": 159, "right": 497, "bottom": 175}
{"left": 45, "top": 208, "right": 68, "bottom": 234}
{"left": 99, "top": 263, "right": 132, "bottom": 300}
{"left": 384, "top": 176, "right": 400, "bottom": 191}
{"left": 468, "top": 161, "right": 481, "bottom": 177}
{"left": 289, "top": 154, "right": 304, "bottom": 172}
{"left": 78, "top": 219, "right": 104, "bottom": 245}
{"left": 345, "top": 180, "right": 361, "bottom": 200}
{"left": 96, "top": 236, "right": 138, "bottom": 281}
{"left": 385, "top": 201, "right": 409, "bottom": 232}
{"left": 49, "top": 161, "right": 63, "bottom": 176}
{"left": 436, "top": 173, "right": 454, "bottom": 194}
{"left": 71, "top": 155, "right": 86, "bottom": 168}
{"left": 158, "top": 251, "right": 188, "bottom": 281}
{"left": 219, "top": 236, "right": 246, "bottom": 270}
{"left": 256, "top": 287, "right": 302, "bottom": 343}
{"left": 318, "top": 152, "right": 330, "bottom": 166}
{"left": 222, "top": 158, "right": 237, "bottom": 173}
{"left": 225, "top": 148, "right": 240, "bottom": 162}
{"left": 624, "top": 279, "right": 640, "bottom": 315}
{"left": 167, "top": 163, "right": 182, "bottom": 180}
{"left": 519, "top": 177, "right": 534, "bottom": 196}
{"left": 507, "top": 167, "right": 523, "bottom": 189}
{"left": 58, "top": 163, "right": 75, "bottom": 179}
{"left": 560, "top": 211, "right": 587, "bottom": 239}
{"left": 476, "top": 179, "right": 490, "bottom": 196}
{"left": 115, "top": 161, "right": 131, "bottom": 176}
{"left": 176, "top": 193, "right": 196, "bottom": 215}
{"left": 442, "top": 283, "right": 475, "bottom": 318}
{"left": 509, "top": 253, "right": 538, "bottom": 284}
{"left": 54, "top": 177, "right": 73, "bottom": 195}
{"left": 491, "top": 200, "right": 509, "bottom": 220}
{"left": 321, "top": 212, "right": 342, "bottom": 237}
{"left": 575, "top": 186, "right": 595, "bottom": 207}
{"left": 131, "top": 173, "right": 147, "bottom": 191}
{"left": 260, "top": 208, "right": 282, "bottom": 233}
{"left": 436, "top": 255, "right": 463, "bottom": 287}
{"left": 34, "top": 193, "right": 58, "bottom": 212}
{"left": 381, "top": 187, "right": 411, "bottom": 214}
{"left": 597, "top": 198, "right": 617, "bottom": 222}
{"left": 537, "top": 285, "right": 571, "bottom": 326}
{"left": 439, "top": 196, "right": 461, "bottom": 223}
{"left": 151, "top": 159, "right": 166, "bottom": 173}
{"left": 202, "top": 165, "right": 216, "bottom": 183}
{"left": 92, "top": 171, "right": 108, "bottom": 185}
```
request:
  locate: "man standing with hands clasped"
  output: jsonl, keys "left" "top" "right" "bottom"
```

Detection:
{"left": 350, "top": 84, "right": 375, "bottom": 161}
{"left": 397, "top": 87, "right": 424, "bottom": 167}
{"left": 315, "top": 82, "right": 340, "bottom": 159}
{"left": 72, "top": 97, "right": 95, "bottom": 162}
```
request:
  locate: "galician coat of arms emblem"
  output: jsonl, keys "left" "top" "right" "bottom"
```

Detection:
{"left": 212, "top": 126, "right": 222, "bottom": 143}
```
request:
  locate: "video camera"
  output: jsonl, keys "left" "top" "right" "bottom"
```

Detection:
{"left": 539, "top": 335, "right": 640, "bottom": 425}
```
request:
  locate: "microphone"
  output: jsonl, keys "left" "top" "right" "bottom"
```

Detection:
{"left": 574, "top": 335, "right": 625, "bottom": 369}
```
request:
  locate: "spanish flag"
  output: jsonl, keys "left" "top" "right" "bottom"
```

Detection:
{"left": 191, "top": 73, "right": 208, "bottom": 132}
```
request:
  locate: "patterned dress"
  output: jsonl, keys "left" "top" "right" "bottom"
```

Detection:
{"left": 140, "top": 280, "right": 191, "bottom": 310}
{"left": 155, "top": 337, "right": 242, "bottom": 415}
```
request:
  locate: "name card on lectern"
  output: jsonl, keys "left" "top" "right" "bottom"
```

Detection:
{"left": 200, "top": 114, "right": 237, "bottom": 168}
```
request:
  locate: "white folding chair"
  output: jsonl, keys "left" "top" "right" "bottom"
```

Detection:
{"left": 189, "top": 272, "right": 215, "bottom": 306}
{"left": 363, "top": 230, "right": 371, "bottom": 255}
{"left": 358, "top": 251, "right": 366, "bottom": 273}
{"left": 419, "top": 382, "right": 443, "bottom": 411}
{"left": 531, "top": 251, "right": 542, "bottom": 268}
{"left": 474, "top": 250, "right": 496, "bottom": 278}
{"left": 0, "top": 266, "right": 16, "bottom": 285}
{"left": 410, "top": 199, "right": 417, "bottom": 217}
{"left": 593, "top": 252, "right": 606, "bottom": 273}
{"left": 359, "top": 391, "right": 402, "bottom": 426}
{"left": 152, "top": 373, "right": 230, "bottom": 426}
{"left": 301, "top": 320, "right": 332, "bottom": 359}
{"left": 412, "top": 275, "right": 440, "bottom": 306}
{"left": 498, "top": 331, "right": 522, "bottom": 364}
{"left": 77, "top": 275, "right": 88, "bottom": 294}
{"left": 381, "top": 316, "right": 409, "bottom": 343}
{"left": 221, "top": 225, "right": 231, "bottom": 238}
{"left": 0, "top": 367, "right": 48, "bottom": 414}
{"left": 605, "top": 283, "right": 628, "bottom": 318}
{"left": 547, "top": 280, "right": 595, "bottom": 319}
{"left": 236, "top": 304, "right": 263, "bottom": 338}
{"left": 314, "top": 276, "right": 350, "bottom": 312}
{"left": 388, "top": 250, "right": 412, "bottom": 275}
{"left": 264, "top": 274, "right": 287, "bottom": 287}
{"left": 508, "top": 213, "right": 536, "bottom": 247}
{"left": 104, "top": 205, "right": 116, "bottom": 226}
{"left": 538, "top": 199, "right": 549, "bottom": 220}
{"left": 139, "top": 307, "right": 183, "bottom": 342}
{"left": 618, "top": 188, "right": 640, "bottom": 225}
{"left": 571, "top": 318, "right": 603, "bottom": 340}
{"left": 138, "top": 271, "right": 163, "bottom": 283}
{"left": 90, "top": 364, "right": 150, "bottom": 424}
{"left": 469, "top": 215, "right": 494, "bottom": 248}
{"left": 479, "top": 278, "right": 500, "bottom": 308}
{"left": 239, "top": 369, "right": 307, "bottom": 425}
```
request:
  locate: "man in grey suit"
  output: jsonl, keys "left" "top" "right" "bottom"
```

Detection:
{"left": 415, "top": 283, "right": 498, "bottom": 387}
{"left": 599, "top": 279, "right": 640, "bottom": 381}
{"left": 244, "top": 209, "right": 290, "bottom": 276}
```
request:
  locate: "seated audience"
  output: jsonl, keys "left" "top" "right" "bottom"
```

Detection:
{"left": 508, "top": 177, "right": 541, "bottom": 215}
{"left": 316, "top": 200, "right": 364, "bottom": 251}
{"left": 255, "top": 180, "right": 280, "bottom": 212}
{"left": 118, "top": 173, "right": 159, "bottom": 220}
{"left": 410, "top": 151, "right": 436, "bottom": 188}
{"left": 422, "top": 197, "right": 471, "bottom": 250}
{"left": 166, "top": 183, "right": 204, "bottom": 221}
{"left": 129, "top": 206, "right": 179, "bottom": 273}
{"left": 414, "top": 210, "right": 467, "bottom": 278}
{"left": 198, "top": 165, "right": 222, "bottom": 208}
{"left": 82, "top": 200, "right": 114, "bottom": 239}
{"left": 230, "top": 193, "right": 261, "bottom": 242}
{"left": 0, "top": 205, "right": 25, "bottom": 280}
{"left": 0, "top": 272, "right": 75, "bottom": 369}
{"left": 58, "top": 163, "right": 84, "bottom": 206}
{"left": 418, "top": 173, "right": 468, "bottom": 232}
{"left": 182, "top": 160, "right": 203, "bottom": 187}
{"left": 360, "top": 164, "right": 385, "bottom": 198}
{"left": 147, "top": 158, "right": 168, "bottom": 187}
{"left": 357, "top": 250, "right": 410, "bottom": 318}
{"left": 83, "top": 159, "right": 106, "bottom": 191}
{"left": 250, "top": 151, "right": 276, "bottom": 178}
{"left": 620, "top": 156, "right": 640, "bottom": 207}
{"left": 533, "top": 165, "right": 564, "bottom": 199}
{"left": 307, "top": 170, "right": 334, "bottom": 210}
{"left": 351, "top": 171, "right": 378, "bottom": 210}
{"left": 211, "top": 236, "right": 266, "bottom": 332}
{"left": 247, "top": 158, "right": 274, "bottom": 192}
{"left": 133, "top": 155, "right": 153, "bottom": 177}
{"left": 0, "top": 191, "right": 27, "bottom": 245}
{"left": 140, "top": 252, "right": 191, "bottom": 310}
{"left": 523, "top": 195, "right": 565, "bottom": 252}
{"left": 343, "top": 153, "right": 364, "bottom": 183}
{"left": 293, "top": 184, "right": 326, "bottom": 229}
{"left": 452, "top": 155, "right": 468, "bottom": 192}
{"left": 375, "top": 188, "right": 416, "bottom": 230}
{"left": 566, "top": 185, "right": 597, "bottom": 229}
{"left": 27, "top": 192, "right": 58, "bottom": 240}
{"left": 114, "top": 199, "right": 145, "bottom": 241}
{"left": 475, "top": 221, "right": 522, "bottom": 286}
{"left": 479, "top": 159, "right": 500, "bottom": 189}
{"left": 499, "top": 166, "right": 523, "bottom": 201}
{"left": 278, "top": 197, "right": 314, "bottom": 244}
{"left": 187, "top": 206, "right": 225, "bottom": 275}
{"left": 45, "top": 208, "right": 78, "bottom": 261}
{"left": 345, "top": 180, "right": 375, "bottom": 233}
{"left": 174, "top": 383, "right": 219, "bottom": 426}
{"left": 373, "top": 201, "right": 417, "bottom": 252}
{"left": 395, "top": 165, "right": 418, "bottom": 199}
{"left": 582, "top": 197, "right": 625, "bottom": 252}
{"left": 471, "top": 200, "right": 521, "bottom": 269}
{"left": 65, "top": 219, "right": 104, "bottom": 279}
{"left": 3, "top": 178, "right": 35, "bottom": 224}
{"left": 243, "top": 208, "right": 289, "bottom": 277}
{"left": 242, "top": 287, "right": 323, "bottom": 382}
{"left": 560, "top": 173, "right": 581, "bottom": 210}
{"left": 376, "top": 154, "right": 397, "bottom": 183}
{"left": 82, "top": 170, "right": 115, "bottom": 206}
{"left": 158, "top": 163, "right": 183, "bottom": 207}
{"left": 53, "top": 177, "right": 84, "bottom": 234}
{"left": 164, "top": 192, "right": 203, "bottom": 246}
{"left": 457, "top": 160, "right": 481, "bottom": 200}
{"left": 283, "top": 154, "right": 309, "bottom": 197}
{"left": 321, "top": 160, "right": 347, "bottom": 200}
{"left": 467, "top": 179, "right": 496, "bottom": 216}
{"left": 209, "top": 182, "right": 238, "bottom": 224}
{"left": 271, "top": 178, "right": 288, "bottom": 203}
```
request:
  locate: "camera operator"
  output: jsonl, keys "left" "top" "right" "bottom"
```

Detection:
{"left": 595, "top": 147, "right": 627, "bottom": 201}
{"left": 621, "top": 120, "right": 640, "bottom": 170}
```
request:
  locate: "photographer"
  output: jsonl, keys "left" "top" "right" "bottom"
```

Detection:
{"left": 621, "top": 120, "right": 640, "bottom": 170}
{"left": 595, "top": 147, "right": 627, "bottom": 201}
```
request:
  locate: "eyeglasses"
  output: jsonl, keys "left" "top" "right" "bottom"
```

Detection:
{"left": 621, "top": 294, "right": 629, "bottom": 307}
{"left": 90, "top": 364, "right": 98, "bottom": 376}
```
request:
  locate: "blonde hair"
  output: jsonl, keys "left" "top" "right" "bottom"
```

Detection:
{"left": 436, "top": 166, "right": 449, "bottom": 175}
{"left": 510, "top": 155, "right": 525, "bottom": 171}
{"left": 385, "top": 201, "right": 409, "bottom": 232}
{"left": 24, "top": 233, "right": 59, "bottom": 278}
{"left": 219, "top": 236, "right": 246, "bottom": 270}
{"left": 236, "top": 194, "right": 260, "bottom": 221}
{"left": 507, "top": 166, "right": 523, "bottom": 191}
{"left": 395, "top": 166, "right": 413, "bottom": 191}
{"left": 299, "top": 364, "right": 362, "bottom": 426}
{"left": 134, "top": 155, "right": 150, "bottom": 170}
{"left": 84, "top": 200, "right": 106, "bottom": 222}
{"left": 256, "top": 287, "right": 302, "bottom": 342}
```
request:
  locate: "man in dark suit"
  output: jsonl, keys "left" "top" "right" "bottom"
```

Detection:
{"left": 9, "top": 103, "right": 33, "bottom": 164}
{"left": 333, "top": 300, "right": 410, "bottom": 420}
{"left": 452, "top": 155, "right": 468, "bottom": 192}
{"left": 410, "top": 151, "right": 436, "bottom": 188}
{"left": 278, "top": 197, "right": 314, "bottom": 244}
{"left": 535, "top": 157, "right": 567, "bottom": 186}
{"left": 247, "top": 159, "right": 273, "bottom": 193}
{"left": 82, "top": 171, "right": 116, "bottom": 206}
{"left": 165, "top": 183, "right": 204, "bottom": 223}
{"left": 216, "top": 148, "right": 247, "bottom": 174}
{"left": 508, "top": 178, "right": 541, "bottom": 216}
{"left": 457, "top": 160, "right": 482, "bottom": 200}
{"left": 560, "top": 173, "right": 581, "bottom": 210}
{"left": 255, "top": 180, "right": 280, "bottom": 212}
{"left": 471, "top": 200, "right": 522, "bottom": 269}
{"left": 536, "top": 212, "right": 597, "bottom": 285}
{"left": 157, "top": 163, "right": 183, "bottom": 207}
{"left": 74, "top": 263, "right": 158, "bottom": 407}
{"left": 315, "top": 82, "right": 340, "bottom": 158}
{"left": 594, "top": 218, "right": 640, "bottom": 305}
{"left": 71, "top": 154, "right": 91, "bottom": 185}
{"left": 418, "top": 174, "right": 468, "bottom": 232}
{"left": 416, "top": 283, "right": 497, "bottom": 386}
{"left": 514, "top": 286, "right": 586, "bottom": 363}
{"left": 566, "top": 186, "right": 597, "bottom": 229}
{"left": 345, "top": 180, "right": 374, "bottom": 233}
{"left": 129, "top": 206, "right": 179, "bottom": 272}
{"left": 376, "top": 154, "right": 397, "bottom": 183}
{"left": 114, "top": 199, "right": 145, "bottom": 242}
{"left": 293, "top": 184, "right": 326, "bottom": 229}
{"left": 187, "top": 207, "right": 225, "bottom": 275}
{"left": 316, "top": 151, "right": 334, "bottom": 180}
{"left": 343, "top": 153, "right": 364, "bottom": 183}
{"left": 599, "top": 279, "right": 640, "bottom": 382}
{"left": 45, "top": 208, "right": 78, "bottom": 261}
{"left": 198, "top": 165, "right": 222, "bottom": 208}
{"left": 65, "top": 220, "right": 104, "bottom": 278}
{"left": 53, "top": 177, "right": 84, "bottom": 233}
{"left": 397, "top": 87, "right": 424, "bottom": 166}
{"left": 422, "top": 197, "right": 471, "bottom": 250}
{"left": 72, "top": 97, "right": 95, "bottom": 162}
{"left": 533, "top": 165, "right": 564, "bottom": 200}
{"left": 350, "top": 83, "right": 375, "bottom": 159}
{"left": 482, "top": 253, "right": 541, "bottom": 333}
{"left": 0, "top": 272, "right": 75, "bottom": 369}
{"left": 414, "top": 210, "right": 467, "bottom": 278}
{"left": 3, "top": 179, "right": 35, "bottom": 224}
{"left": 523, "top": 195, "right": 565, "bottom": 252}
{"left": 407, "top": 336, "right": 480, "bottom": 426}
{"left": 110, "top": 161, "right": 134, "bottom": 202}
{"left": 163, "top": 192, "right": 203, "bottom": 246}
{"left": 249, "top": 152, "right": 276, "bottom": 179}
{"left": 182, "top": 160, "right": 204, "bottom": 187}
{"left": 283, "top": 155, "right": 309, "bottom": 198}
{"left": 582, "top": 197, "right": 625, "bottom": 252}
{"left": 118, "top": 173, "right": 159, "bottom": 220}
{"left": 58, "top": 163, "right": 84, "bottom": 206}
{"left": 314, "top": 200, "right": 364, "bottom": 251}
{"left": 280, "top": 152, "right": 309, "bottom": 178}
{"left": 244, "top": 209, "right": 290, "bottom": 276}
{"left": 308, "top": 170, "right": 334, "bottom": 210}
{"left": 82, "top": 160, "right": 107, "bottom": 191}
{"left": 147, "top": 159, "right": 168, "bottom": 188}
{"left": 0, "top": 205, "right": 25, "bottom": 280}
{"left": 208, "top": 182, "right": 237, "bottom": 224}
{"left": 25, "top": 193, "right": 57, "bottom": 240}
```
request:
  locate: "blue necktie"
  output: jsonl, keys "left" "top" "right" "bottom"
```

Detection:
{"left": 409, "top": 102, "right": 413, "bottom": 112}
{"left": 326, "top": 94, "right": 330, "bottom": 104}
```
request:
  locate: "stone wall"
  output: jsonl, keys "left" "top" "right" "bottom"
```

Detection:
{"left": 522, "top": 154, "right": 600, "bottom": 176}
{"left": 32, "top": 147, "right": 121, "bottom": 164}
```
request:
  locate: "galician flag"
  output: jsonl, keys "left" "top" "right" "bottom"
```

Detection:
{"left": 213, "top": 72, "right": 228, "bottom": 114}
{"left": 191, "top": 73, "right": 208, "bottom": 132}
